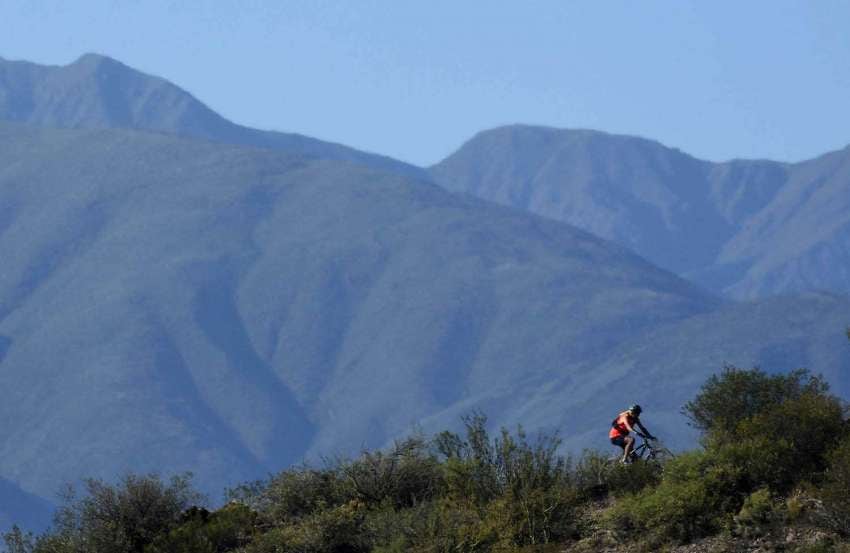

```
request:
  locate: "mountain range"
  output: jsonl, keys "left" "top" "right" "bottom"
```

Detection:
{"left": 0, "top": 53, "right": 425, "bottom": 180}
{"left": 431, "top": 125, "right": 850, "bottom": 299}
{"left": 0, "top": 54, "right": 848, "bottom": 530}
{"left": 0, "top": 120, "right": 717, "bottom": 499}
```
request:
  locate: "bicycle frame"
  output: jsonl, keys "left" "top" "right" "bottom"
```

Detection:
{"left": 629, "top": 436, "right": 673, "bottom": 463}
{"left": 630, "top": 436, "right": 656, "bottom": 460}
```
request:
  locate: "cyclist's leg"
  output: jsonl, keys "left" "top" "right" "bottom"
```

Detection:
{"left": 622, "top": 435, "right": 635, "bottom": 462}
{"left": 610, "top": 435, "right": 626, "bottom": 460}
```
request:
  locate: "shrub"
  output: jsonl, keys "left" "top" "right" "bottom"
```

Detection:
{"left": 435, "top": 412, "right": 501, "bottom": 505}
{"left": 242, "top": 499, "right": 368, "bottom": 553}
{"left": 342, "top": 436, "right": 443, "bottom": 509}
{"left": 435, "top": 413, "right": 579, "bottom": 547}
{"left": 144, "top": 503, "right": 257, "bottom": 553}
{"left": 247, "top": 464, "right": 354, "bottom": 526}
{"left": 818, "top": 440, "right": 850, "bottom": 536}
{"left": 415, "top": 497, "right": 497, "bottom": 553}
{"left": 573, "top": 450, "right": 661, "bottom": 500}
{"left": 493, "top": 429, "right": 578, "bottom": 546}
{"left": 36, "top": 473, "right": 202, "bottom": 553}
{"left": 682, "top": 366, "right": 830, "bottom": 436}
{"left": 361, "top": 500, "right": 434, "bottom": 553}
{"left": 731, "top": 488, "right": 784, "bottom": 538}
{"left": 604, "top": 450, "right": 743, "bottom": 544}
{"left": 603, "top": 366, "right": 848, "bottom": 548}
{"left": 730, "top": 392, "right": 845, "bottom": 492}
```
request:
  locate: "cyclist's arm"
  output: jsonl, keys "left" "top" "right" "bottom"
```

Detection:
{"left": 636, "top": 420, "right": 656, "bottom": 439}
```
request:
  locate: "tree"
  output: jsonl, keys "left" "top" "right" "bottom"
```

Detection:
{"left": 144, "top": 503, "right": 258, "bottom": 553}
{"left": 434, "top": 412, "right": 578, "bottom": 547}
{"left": 681, "top": 365, "right": 829, "bottom": 435}
{"left": 41, "top": 473, "right": 203, "bottom": 553}
{"left": 342, "top": 436, "right": 442, "bottom": 509}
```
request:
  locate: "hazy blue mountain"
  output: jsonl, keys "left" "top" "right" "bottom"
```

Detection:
{"left": 716, "top": 147, "right": 850, "bottom": 297}
{"left": 430, "top": 125, "right": 850, "bottom": 298}
{"left": 1, "top": 55, "right": 849, "bottom": 531}
{"left": 0, "top": 53, "right": 425, "bottom": 179}
{"left": 7, "top": 54, "right": 847, "bottom": 300}
{"left": 0, "top": 122, "right": 717, "bottom": 511}
{"left": 1, "top": 122, "right": 848, "bottom": 530}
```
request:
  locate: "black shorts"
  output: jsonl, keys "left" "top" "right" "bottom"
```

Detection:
{"left": 610, "top": 435, "right": 627, "bottom": 448}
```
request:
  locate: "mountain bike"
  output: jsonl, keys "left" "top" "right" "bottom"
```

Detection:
{"left": 628, "top": 434, "right": 674, "bottom": 463}
{"left": 609, "top": 435, "right": 674, "bottom": 465}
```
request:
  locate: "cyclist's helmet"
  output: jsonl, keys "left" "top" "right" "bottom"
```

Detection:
{"left": 628, "top": 404, "right": 643, "bottom": 415}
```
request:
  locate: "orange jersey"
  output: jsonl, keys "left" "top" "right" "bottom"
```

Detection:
{"left": 609, "top": 411, "right": 635, "bottom": 439}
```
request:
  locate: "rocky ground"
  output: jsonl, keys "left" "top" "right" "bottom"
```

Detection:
{"left": 561, "top": 499, "right": 849, "bottom": 553}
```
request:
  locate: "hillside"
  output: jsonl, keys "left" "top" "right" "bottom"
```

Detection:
{"left": 0, "top": 53, "right": 425, "bottom": 179}
{"left": 430, "top": 125, "right": 850, "bottom": 298}
{"left": 0, "top": 122, "right": 718, "bottom": 511}
{"left": 15, "top": 366, "right": 850, "bottom": 553}
{"left": 513, "top": 292, "right": 850, "bottom": 453}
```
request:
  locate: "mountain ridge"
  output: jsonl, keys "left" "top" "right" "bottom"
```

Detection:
{"left": 0, "top": 121, "right": 724, "bottom": 509}
{"left": 0, "top": 53, "right": 427, "bottom": 180}
{"left": 431, "top": 124, "right": 850, "bottom": 298}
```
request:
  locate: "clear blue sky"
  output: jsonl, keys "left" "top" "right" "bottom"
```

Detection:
{"left": 1, "top": 1, "right": 849, "bottom": 166}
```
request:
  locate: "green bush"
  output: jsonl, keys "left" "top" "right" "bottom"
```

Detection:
{"left": 415, "top": 498, "right": 498, "bottom": 553}
{"left": 245, "top": 464, "right": 354, "bottom": 526}
{"left": 682, "top": 366, "right": 846, "bottom": 494}
{"left": 731, "top": 488, "right": 784, "bottom": 538}
{"left": 602, "top": 366, "right": 848, "bottom": 548}
{"left": 818, "top": 440, "right": 850, "bottom": 536}
{"left": 361, "top": 500, "right": 434, "bottom": 553}
{"left": 730, "top": 392, "right": 845, "bottom": 492}
{"left": 682, "top": 366, "right": 830, "bottom": 436}
{"left": 573, "top": 450, "right": 661, "bottom": 500}
{"left": 342, "top": 436, "right": 443, "bottom": 509}
{"left": 144, "top": 503, "right": 257, "bottom": 553}
{"left": 436, "top": 414, "right": 579, "bottom": 548}
{"left": 32, "top": 473, "right": 202, "bottom": 553}
{"left": 604, "top": 450, "right": 746, "bottom": 544}
{"left": 435, "top": 413, "right": 501, "bottom": 505}
{"left": 242, "top": 499, "right": 368, "bottom": 553}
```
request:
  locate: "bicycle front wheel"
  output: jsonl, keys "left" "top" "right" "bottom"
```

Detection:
{"left": 650, "top": 447, "right": 675, "bottom": 463}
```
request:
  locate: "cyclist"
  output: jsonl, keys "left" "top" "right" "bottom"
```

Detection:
{"left": 610, "top": 404, "right": 656, "bottom": 463}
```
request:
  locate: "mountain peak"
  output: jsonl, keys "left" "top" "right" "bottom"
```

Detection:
{"left": 452, "top": 124, "right": 691, "bottom": 166}
{"left": 0, "top": 54, "right": 426, "bottom": 179}
{"left": 73, "top": 52, "right": 117, "bottom": 64}
{"left": 70, "top": 52, "right": 129, "bottom": 73}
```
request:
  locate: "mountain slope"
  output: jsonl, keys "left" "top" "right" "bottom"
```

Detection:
{"left": 430, "top": 125, "right": 850, "bottom": 298}
{"left": 0, "top": 53, "right": 425, "bottom": 179}
{"left": 429, "top": 126, "right": 762, "bottom": 277}
{"left": 715, "top": 147, "right": 850, "bottom": 297}
{"left": 2, "top": 122, "right": 848, "bottom": 530}
{"left": 0, "top": 122, "right": 717, "bottom": 506}
{"left": 512, "top": 292, "right": 850, "bottom": 454}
